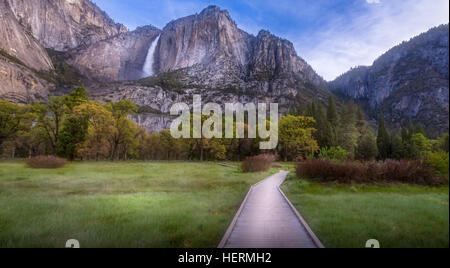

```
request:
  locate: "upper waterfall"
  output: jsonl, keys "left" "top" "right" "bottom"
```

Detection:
{"left": 142, "top": 34, "right": 160, "bottom": 77}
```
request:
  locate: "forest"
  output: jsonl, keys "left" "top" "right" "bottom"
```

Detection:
{"left": 0, "top": 86, "right": 448, "bottom": 171}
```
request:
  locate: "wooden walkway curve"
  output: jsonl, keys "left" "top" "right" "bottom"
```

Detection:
{"left": 218, "top": 171, "right": 324, "bottom": 248}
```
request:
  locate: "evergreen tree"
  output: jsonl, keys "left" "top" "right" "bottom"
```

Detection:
{"left": 326, "top": 96, "right": 339, "bottom": 147}
{"left": 391, "top": 134, "right": 405, "bottom": 160}
{"left": 401, "top": 127, "right": 409, "bottom": 142}
{"left": 355, "top": 130, "right": 378, "bottom": 161}
{"left": 327, "top": 96, "right": 339, "bottom": 129}
{"left": 416, "top": 124, "right": 425, "bottom": 136}
{"left": 408, "top": 122, "right": 416, "bottom": 139}
{"left": 355, "top": 107, "right": 378, "bottom": 160}
{"left": 377, "top": 113, "right": 391, "bottom": 159}
{"left": 314, "top": 102, "right": 328, "bottom": 147}
{"left": 355, "top": 106, "right": 366, "bottom": 130}
{"left": 339, "top": 102, "right": 358, "bottom": 157}
{"left": 444, "top": 134, "right": 449, "bottom": 153}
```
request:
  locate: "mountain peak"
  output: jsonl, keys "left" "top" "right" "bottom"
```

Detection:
{"left": 258, "top": 30, "right": 272, "bottom": 37}
{"left": 199, "top": 5, "right": 231, "bottom": 19}
{"left": 200, "top": 5, "right": 223, "bottom": 14}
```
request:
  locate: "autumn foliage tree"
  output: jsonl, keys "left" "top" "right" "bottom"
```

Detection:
{"left": 278, "top": 115, "right": 319, "bottom": 161}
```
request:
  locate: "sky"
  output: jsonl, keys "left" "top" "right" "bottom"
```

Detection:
{"left": 94, "top": 0, "right": 449, "bottom": 81}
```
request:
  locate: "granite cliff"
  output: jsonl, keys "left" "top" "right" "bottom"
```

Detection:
{"left": 6, "top": 0, "right": 127, "bottom": 51}
{"left": 0, "top": 0, "right": 54, "bottom": 103}
{"left": 0, "top": 1, "right": 448, "bottom": 134}
{"left": 330, "top": 24, "right": 449, "bottom": 135}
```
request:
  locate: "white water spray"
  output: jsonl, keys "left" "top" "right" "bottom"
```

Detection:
{"left": 142, "top": 35, "right": 160, "bottom": 77}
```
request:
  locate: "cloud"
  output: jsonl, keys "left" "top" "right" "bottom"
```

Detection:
{"left": 366, "top": 0, "right": 381, "bottom": 4}
{"left": 295, "top": 0, "right": 450, "bottom": 81}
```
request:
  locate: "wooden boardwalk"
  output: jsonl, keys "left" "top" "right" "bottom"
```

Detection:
{"left": 218, "top": 171, "right": 324, "bottom": 248}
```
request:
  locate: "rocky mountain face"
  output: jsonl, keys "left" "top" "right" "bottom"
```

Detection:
{"left": 0, "top": 0, "right": 127, "bottom": 103}
{"left": 0, "top": 0, "right": 54, "bottom": 103}
{"left": 1, "top": 1, "right": 448, "bottom": 135}
{"left": 330, "top": 24, "right": 449, "bottom": 135}
{"left": 82, "top": 6, "right": 330, "bottom": 132}
{"left": 67, "top": 26, "right": 161, "bottom": 82}
{"left": 6, "top": 0, "right": 127, "bottom": 51}
{"left": 155, "top": 6, "right": 251, "bottom": 73}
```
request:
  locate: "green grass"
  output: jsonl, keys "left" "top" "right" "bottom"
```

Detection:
{"left": 0, "top": 161, "right": 274, "bottom": 248}
{"left": 282, "top": 174, "right": 449, "bottom": 248}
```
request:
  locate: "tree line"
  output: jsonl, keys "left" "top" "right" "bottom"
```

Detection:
{"left": 291, "top": 96, "right": 449, "bottom": 161}
{"left": 1, "top": 89, "right": 448, "bottom": 162}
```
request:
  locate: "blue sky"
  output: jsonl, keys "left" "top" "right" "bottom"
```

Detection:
{"left": 94, "top": 0, "right": 449, "bottom": 80}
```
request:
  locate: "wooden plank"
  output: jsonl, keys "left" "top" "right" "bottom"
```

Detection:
{"left": 218, "top": 171, "right": 323, "bottom": 248}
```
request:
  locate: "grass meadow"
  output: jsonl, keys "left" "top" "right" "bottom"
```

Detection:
{"left": 0, "top": 161, "right": 448, "bottom": 248}
{"left": 0, "top": 161, "right": 273, "bottom": 248}
{"left": 282, "top": 173, "right": 449, "bottom": 248}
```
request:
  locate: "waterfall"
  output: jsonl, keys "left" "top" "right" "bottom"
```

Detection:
{"left": 142, "top": 35, "right": 160, "bottom": 77}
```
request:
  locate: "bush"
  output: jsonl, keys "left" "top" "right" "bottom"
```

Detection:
{"left": 318, "top": 146, "right": 349, "bottom": 161}
{"left": 427, "top": 152, "right": 449, "bottom": 177}
{"left": 296, "top": 159, "right": 445, "bottom": 186}
{"left": 26, "top": 156, "right": 67, "bottom": 169}
{"left": 241, "top": 154, "right": 277, "bottom": 173}
{"left": 272, "top": 163, "right": 283, "bottom": 168}
{"left": 378, "top": 160, "right": 440, "bottom": 185}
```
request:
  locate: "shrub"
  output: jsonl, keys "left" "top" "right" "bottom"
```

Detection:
{"left": 272, "top": 163, "right": 283, "bottom": 168}
{"left": 296, "top": 159, "right": 367, "bottom": 183}
{"left": 318, "top": 146, "right": 349, "bottom": 161}
{"left": 296, "top": 159, "right": 445, "bottom": 186}
{"left": 26, "top": 156, "right": 67, "bottom": 169}
{"left": 241, "top": 154, "right": 277, "bottom": 173}
{"left": 378, "top": 160, "right": 440, "bottom": 185}
{"left": 427, "top": 152, "right": 449, "bottom": 177}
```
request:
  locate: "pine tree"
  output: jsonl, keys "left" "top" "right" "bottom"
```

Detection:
{"left": 416, "top": 124, "right": 425, "bottom": 136}
{"left": 326, "top": 96, "right": 339, "bottom": 147}
{"left": 355, "top": 130, "right": 378, "bottom": 161}
{"left": 401, "top": 127, "right": 409, "bottom": 142}
{"left": 314, "top": 102, "right": 328, "bottom": 147}
{"left": 377, "top": 113, "right": 391, "bottom": 160}
{"left": 339, "top": 102, "right": 358, "bottom": 156}
{"left": 391, "top": 134, "right": 405, "bottom": 160}
{"left": 408, "top": 122, "right": 416, "bottom": 139}
{"left": 327, "top": 96, "right": 339, "bottom": 129}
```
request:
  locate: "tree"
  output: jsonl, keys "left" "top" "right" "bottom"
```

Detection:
{"left": 327, "top": 96, "right": 339, "bottom": 128}
{"left": 313, "top": 102, "right": 329, "bottom": 148}
{"left": 105, "top": 100, "right": 139, "bottom": 160}
{"left": 354, "top": 107, "right": 378, "bottom": 161}
{"left": 339, "top": 102, "right": 359, "bottom": 157}
{"left": 401, "top": 127, "right": 409, "bottom": 142}
{"left": 410, "top": 133, "right": 432, "bottom": 159}
{"left": 56, "top": 87, "right": 89, "bottom": 160}
{"left": 391, "top": 134, "right": 405, "bottom": 160}
{"left": 408, "top": 122, "right": 416, "bottom": 139}
{"left": 64, "top": 86, "right": 88, "bottom": 111}
{"left": 442, "top": 134, "right": 449, "bottom": 153}
{"left": 415, "top": 124, "right": 425, "bottom": 136}
{"left": 377, "top": 113, "right": 391, "bottom": 160}
{"left": 34, "top": 96, "right": 67, "bottom": 154}
{"left": 75, "top": 101, "right": 114, "bottom": 161}
{"left": 355, "top": 130, "right": 378, "bottom": 161}
{"left": 0, "top": 101, "right": 34, "bottom": 148}
{"left": 326, "top": 96, "right": 339, "bottom": 147}
{"left": 279, "top": 115, "right": 319, "bottom": 161}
